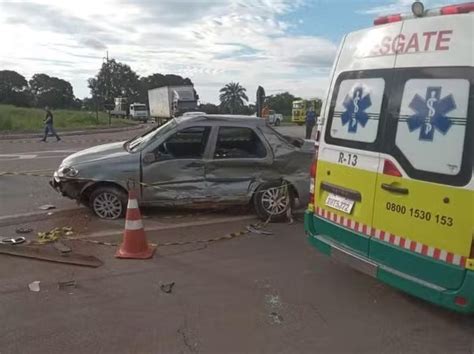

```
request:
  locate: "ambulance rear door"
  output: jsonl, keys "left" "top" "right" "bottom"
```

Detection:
{"left": 315, "top": 22, "right": 403, "bottom": 257}
{"left": 371, "top": 14, "right": 473, "bottom": 290}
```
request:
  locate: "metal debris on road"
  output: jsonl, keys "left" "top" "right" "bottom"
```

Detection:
{"left": 0, "top": 237, "right": 26, "bottom": 245}
{"left": 246, "top": 225, "right": 273, "bottom": 235}
{"left": 58, "top": 280, "right": 76, "bottom": 290}
{"left": 16, "top": 227, "right": 33, "bottom": 234}
{"left": 39, "top": 204, "right": 56, "bottom": 210}
{"left": 270, "top": 312, "right": 283, "bottom": 324}
{"left": 160, "top": 281, "right": 175, "bottom": 294}
{"left": 28, "top": 281, "right": 41, "bottom": 292}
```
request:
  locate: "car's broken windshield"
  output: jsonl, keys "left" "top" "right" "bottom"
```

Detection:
{"left": 126, "top": 119, "right": 176, "bottom": 152}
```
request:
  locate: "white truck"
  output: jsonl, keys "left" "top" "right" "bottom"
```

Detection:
{"left": 129, "top": 103, "right": 148, "bottom": 122}
{"left": 148, "top": 85, "right": 198, "bottom": 124}
{"left": 110, "top": 97, "right": 128, "bottom": 118}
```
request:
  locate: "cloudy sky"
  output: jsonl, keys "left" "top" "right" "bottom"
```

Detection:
{"left": 0, "top": 0, "right": 460, "bottom": 104}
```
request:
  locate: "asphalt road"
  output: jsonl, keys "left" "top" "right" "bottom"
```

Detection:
{"left": 0, "top": 219, "right": 472, "bottom": 353}
{"left": 0, "top": 124, "right": 307, "bottom": 218}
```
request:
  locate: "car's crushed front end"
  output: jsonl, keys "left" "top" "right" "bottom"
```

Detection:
{"left": 50, "top": 141, "right": 140, "bottom": 203}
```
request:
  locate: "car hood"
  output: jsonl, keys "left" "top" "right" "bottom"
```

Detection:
{"left": 62, "top": 141, "right": 131, "bottom": 166}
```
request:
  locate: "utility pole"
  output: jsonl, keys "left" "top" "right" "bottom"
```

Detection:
{"left": 103, "top": 51, "right": 111, "bottom": 126}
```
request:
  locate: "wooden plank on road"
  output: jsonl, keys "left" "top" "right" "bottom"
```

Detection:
{"left": 0, "top": 244, "right": 102, "bottom": 267}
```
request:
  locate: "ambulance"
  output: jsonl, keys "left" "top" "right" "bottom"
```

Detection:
{"left": 304, "top": 2, "right": 473, "bottom": 313}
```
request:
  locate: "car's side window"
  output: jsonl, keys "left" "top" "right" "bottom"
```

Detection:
{"left": 395, "top": 78, "right": 470, "bottom": 176}
{"left": 214, "top": 127, "right": 267, "bottom": 159}
{"left": 158, "top": 127, "right": 210, "bottom": 159}
{"left": 330, "top": 78, "right": 385, "bottom": 143}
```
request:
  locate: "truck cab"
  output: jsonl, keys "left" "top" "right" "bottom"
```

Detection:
{"left": 129, "top": 103, "right": 148, "bottom": 122}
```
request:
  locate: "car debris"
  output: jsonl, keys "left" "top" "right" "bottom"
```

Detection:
{"left": 246, "top": 225, "right": 273, "bottom": 235}
{"left": 39, "top": 204, "right": 56, "bottom": 210}
{"left": 15, "top": 227, "right": 33, "bottom": 234}
{"left": 28, "top": 281, "right": 41, "bottom": 292}
{"left": 160, "top": 281, "right": 175, "bottom": 294}
{"left": 1, "top": 237, "right": 26, "bottom": 245}
{"left": 270, "top": 312, "right": 284, "bottom": 324}
{"left": 58, "top": 280, "right": 76, "bottom": 290}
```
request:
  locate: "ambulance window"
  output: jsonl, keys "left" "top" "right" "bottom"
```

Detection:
{"left": 395, "top": 79, "right": 470, "bottom": 176}
{"left": 329, "top": 78, "right": 385, "bottom": 143}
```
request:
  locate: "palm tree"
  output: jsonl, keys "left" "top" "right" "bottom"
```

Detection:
{"left": 219, "top": 82, "right": 248, "bottom": 114}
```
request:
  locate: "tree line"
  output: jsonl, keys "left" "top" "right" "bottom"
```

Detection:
{"left": 0, "top": 58, "right": 301, "bottom": 116}
{"left": 0, "top": 70, "right": 79, "bottom": 109}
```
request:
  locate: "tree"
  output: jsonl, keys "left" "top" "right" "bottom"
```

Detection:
{"left": 219, "top": 82, "right": 248, "bottom": 114}
{"left": 81, "top": 97, "right": 97, "bottom": 111}
{"left": 199, "top": 103, "right": 219, "bottom": 114}
{"left": 29, "top": 73, "right": 75, "bottom": 108}
{"left": 88, "top": 59, "right": 140, "bottom": 109}
{"left": 265, "top": 92, "right": 300, "bottom": 117}
{"left": 0, "top": 70, "right": 32, "bottom": 106}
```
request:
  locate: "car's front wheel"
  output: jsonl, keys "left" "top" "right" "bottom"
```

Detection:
{"left": 89, "top": 186, "right": 127, "bottom": 219}
{"left": 254, "top": 181, "right": 294, "bottom": 221}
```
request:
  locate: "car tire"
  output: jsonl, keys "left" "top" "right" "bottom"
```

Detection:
{"left": 297, "top": 123, "right": 304, "bottom": 126}
{"left": 254, "top": 181, "right": 294, "bottom": 222}
{"left": 275, "top": 119, "right": 281, "bottom": 126}
{"left": 89, "top": 186, "right": 127, "bottom": 219}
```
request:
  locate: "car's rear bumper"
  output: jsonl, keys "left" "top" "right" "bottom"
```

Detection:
{"left": 304, "top": 210, "right": 474, "bottom": 314}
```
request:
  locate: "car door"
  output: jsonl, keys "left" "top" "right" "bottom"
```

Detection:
{"left": 205, "top": 125, "right": 272, "bottom": 204}
{"left": 371, "top": 67, "right": 473, "bottom": 290}
{"left": 141, "top": 126, "right": 212, "bottom": 205}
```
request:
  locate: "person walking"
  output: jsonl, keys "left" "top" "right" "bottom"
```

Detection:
{"left": 305, "top": 107, "right": 316, "bottom": 139}
{"left": 41, "top": 106, "right": 61, "bottom": 142}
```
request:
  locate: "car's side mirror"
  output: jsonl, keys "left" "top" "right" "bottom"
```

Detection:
{"left": 143, "top": 152, "right": 157, "bottom": 164}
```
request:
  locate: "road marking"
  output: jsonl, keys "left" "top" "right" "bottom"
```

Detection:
{"left": 0, "top": 154, "right": 37, "bottom": 159}
{"left": 0, "top": 149, "right": 78, "bottom": 161}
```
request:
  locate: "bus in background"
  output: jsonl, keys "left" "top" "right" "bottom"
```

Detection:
{"left": 292, "top": 98, "right": 322, "bottom": 126}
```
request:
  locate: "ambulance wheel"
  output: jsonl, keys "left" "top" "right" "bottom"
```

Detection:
{"left": 89, "top": 186, "right": 127, "bottom": 219}
{"left": 254, "top": 181, "right": 294, "bottom": 222}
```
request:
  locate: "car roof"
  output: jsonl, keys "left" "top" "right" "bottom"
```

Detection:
{"left": 175, "top": 114, "right": 266, "bottom": 126}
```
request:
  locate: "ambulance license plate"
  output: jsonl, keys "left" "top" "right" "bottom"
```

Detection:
{"left": 325, "top": 193, "right": 354, "bottom": 214}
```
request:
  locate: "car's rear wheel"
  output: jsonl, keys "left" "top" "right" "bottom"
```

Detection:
{"left": 89, "top": 186, "right": 127, "bottom": 219}
{"left": 275, "top": 119, "right": 281, "bottom": 126}
{"left": 254, "top": 181, "right": 294, "bottom": 221}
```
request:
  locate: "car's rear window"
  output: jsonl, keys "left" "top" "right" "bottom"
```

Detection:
{"left": 214, "top": 127, "right": 267, "bottom": 159}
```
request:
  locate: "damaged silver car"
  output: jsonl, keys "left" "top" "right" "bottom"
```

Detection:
{"left": 51, "top": 115, "right": 315, "bottom": 220}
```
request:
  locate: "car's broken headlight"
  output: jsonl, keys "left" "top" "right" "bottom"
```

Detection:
{"left": 57, "top": 166, "right": 79, "bottom": 178}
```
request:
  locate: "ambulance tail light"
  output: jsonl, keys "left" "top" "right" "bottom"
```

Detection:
{"left": 309, "top": 159, "right": 318, "bottom": 209}
{"left": 383, "top": 160, "right": 402, "bottom": 177}
{"left": 440, "top": 2, "right": 474, "bottom": 15}
{"left": 374, "top": 14, "right": 402, "bottom": 26}
{"left": 454, "top": 296, "right": 468, "bottom": 307}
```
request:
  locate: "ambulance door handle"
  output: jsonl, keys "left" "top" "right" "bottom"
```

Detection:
{"left": 381, "top": 183, "right": 409, "bottom": 195}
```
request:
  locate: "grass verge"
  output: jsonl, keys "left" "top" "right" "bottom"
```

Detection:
{"left": 0, "top": 104, "right": 138, "bottom": 132}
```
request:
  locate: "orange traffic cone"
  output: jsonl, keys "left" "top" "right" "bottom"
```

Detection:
{"left": 115, "top": 188, "right": 155, "bottom": 259}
